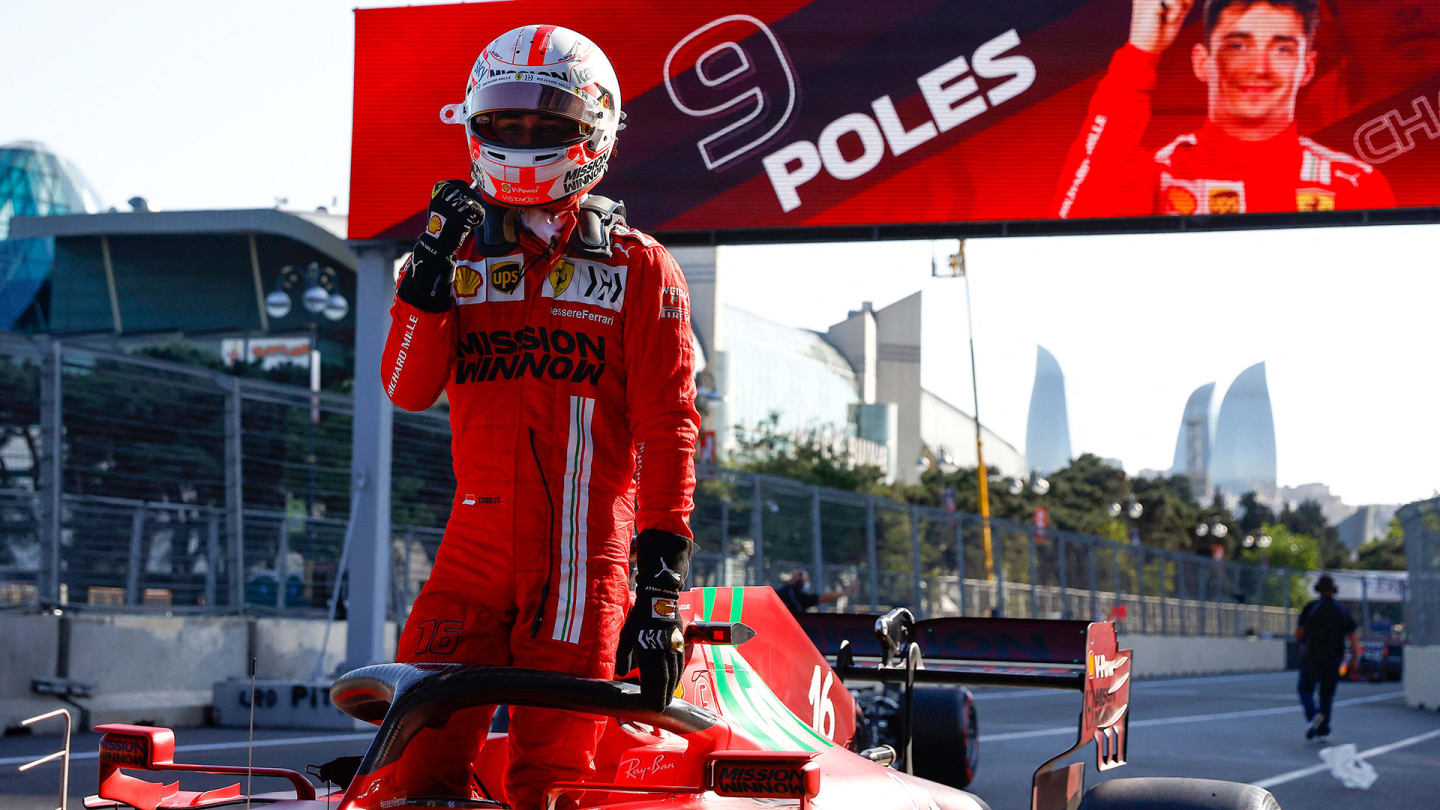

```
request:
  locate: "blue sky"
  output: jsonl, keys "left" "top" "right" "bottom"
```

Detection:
{"left": 7, "top": 0, "right": 1437, "bottom": 505}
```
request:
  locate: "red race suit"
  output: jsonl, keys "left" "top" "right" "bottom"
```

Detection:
{"left": 380, "top": 211, "right": 699, "bottom": 809}
{"left": 1056, "top": 44, "right": 1395, "bottom": 218}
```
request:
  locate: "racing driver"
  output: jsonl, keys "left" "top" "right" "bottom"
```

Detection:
{"left": 380, "top": 24, "right": 699, "bottom": 809}
{"left": 1055, "top": 0, "right": 1395, "bottom": 217}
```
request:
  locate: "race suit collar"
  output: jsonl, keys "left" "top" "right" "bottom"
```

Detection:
{"left": 1199, "top": 119, "right": 1300, "bottom": 166}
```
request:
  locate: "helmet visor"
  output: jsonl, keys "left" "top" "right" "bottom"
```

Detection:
{"left": 469, "top": 111, "right": 592, "bottom": 148}
{"left": 466, "top": 80, "right": 597, "bottom": 127}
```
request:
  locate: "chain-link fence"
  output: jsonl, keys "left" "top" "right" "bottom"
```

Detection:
{"left": 0, "top": 332, "right": 1419, "bottom": 639}
{"left": 1400, "top": 497, "right": 1440, "bottom": 645}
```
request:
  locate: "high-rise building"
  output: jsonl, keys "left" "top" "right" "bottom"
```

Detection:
{"left": 1170, "top": 382, "right": 1216, "bottom": 498}
{"left": 1210, "top": 362, "right": 1278, "bottom": 499}
{"left": 1024, "top": 345, "right": 1072, "bottom": 474}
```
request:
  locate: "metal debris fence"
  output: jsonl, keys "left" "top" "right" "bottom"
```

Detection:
{"left": 0, "top": 333, "right": 1414, "bottom": 639}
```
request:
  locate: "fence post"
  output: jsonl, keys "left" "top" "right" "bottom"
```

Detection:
{"left": 1256, "top": 563, "right": 1266, "bottom": 634}
{"left": 1057, "top": 533, "right": 1069, "bottom": 618}
{"left": 126, "top": 505, "right": 145, "bottom": 606}
{"left": 1177, "top": 555, "right": 1187, "bottom": 635}
{"left": 1361, "top": 574, "right": 1371, "bottom": 635}
{"left": 719, "top": 499, "right": 731, "bottom": 587}
{"left": 954, "top": 518, "right": 965, "bottom": 616}
{"left": 38, "top": 338, "right": 63, "bottom": 605}
{"left": 750, "top": 477, "right": 765, "bottom": 586}
{"left": 1028, "top": 527, "right": 1039, "bottom": 618}
{"left": 1136, "top": 545, "right": 1147, "bottom": 633}
{"left": 276, "top": 519, "right": 291, "bottom": 609}
{"left": 1198, "top": 570, "right": 1208, "bottom": 635}
{"left": 221, "top": 377, "right": 245, "bottom": 609}
{"left": 1088, "top": 539, "right": 1098, "bottom": 621}
{"left": 1159, "top": 552, "right": 1169, "bottom": 636}
{"left": 909, "top": 505, "right": 924, "bottom": 618}
{"left": 811, "top": 487, "right": 825, "bottom": 603}
{"left": 865, "top": 496, "right": 879, "bottom": 611}
{"left": 994, "top": 526, "right": 1007, "bottom": 617}
{"left": 205, "top": 511, "right": 219, "bottom": 608}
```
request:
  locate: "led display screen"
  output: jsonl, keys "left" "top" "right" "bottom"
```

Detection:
{"left": 350, "top": 0, "right": 1440, "bottom": 241}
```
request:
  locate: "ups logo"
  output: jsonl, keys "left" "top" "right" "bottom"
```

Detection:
{"left": 454, "top": 264, "right": 483, "bottom": 297}
{"left": 1209, "top": 188, "right": 1242, "bottom": 215}
{"left": 490, "top": 261, "right": 522, "bottom": 294}
{"left": 549, "top": 259, "right": 574, "bottom": 296}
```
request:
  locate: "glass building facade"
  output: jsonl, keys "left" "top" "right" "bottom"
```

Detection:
{"left": 723, "top": 305, "right": 860, "bottom": 439}
{"left": 1024, "top": 345, "right": 1072, "bottom": 474}
{"left": 1170, "top": 381, "right": 1216, "bottom": 497}
{"left": 1210, "top": 362, "right": 1278, "bottom": 498}
{"left": 1, "top": 141, "right": 103, "bottom": 330}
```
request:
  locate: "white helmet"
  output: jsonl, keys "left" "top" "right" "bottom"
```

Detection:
{"left": 441, "top": 25, "right": 622, "bottom": 208}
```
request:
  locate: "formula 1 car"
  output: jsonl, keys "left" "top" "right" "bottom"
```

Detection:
{"left": 80, "top": 587, "right": 1283, "bottom": 809}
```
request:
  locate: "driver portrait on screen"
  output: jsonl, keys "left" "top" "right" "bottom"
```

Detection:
{"left": 1055, "top": 0, "right": 1396, "bottom": 218}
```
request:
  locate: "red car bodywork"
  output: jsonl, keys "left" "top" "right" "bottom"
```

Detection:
{"left": 84, "top": 587, "right": 1132, "bottom": 810}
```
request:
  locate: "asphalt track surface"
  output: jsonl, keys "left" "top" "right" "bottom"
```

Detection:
{"left": 2, "top": 673, "right": 1437, "bottom": 810}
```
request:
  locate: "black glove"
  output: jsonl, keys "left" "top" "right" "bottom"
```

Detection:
{"left": 616, "top": 529, "right": 692, "bottom": 713}
{"left": 396, "top": 180, "right": 485, "bottom": 313}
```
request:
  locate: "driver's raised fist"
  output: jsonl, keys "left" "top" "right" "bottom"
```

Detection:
{"left": 1129, "top": 0, "right": 1195, "bottom": 54}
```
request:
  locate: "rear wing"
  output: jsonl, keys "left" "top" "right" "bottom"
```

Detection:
{"left": 798, "top": 611, "right": 1131, "bottom": 810}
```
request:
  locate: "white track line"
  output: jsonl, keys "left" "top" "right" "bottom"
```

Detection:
{"left": 0, "top": 732, "right": 374, "bottom": 768}
{"left": 980, "top": 691, "right": 1404, "bottom": 742}
{"left": 1251, "top": 727, "right": 1440, "bottom": 789}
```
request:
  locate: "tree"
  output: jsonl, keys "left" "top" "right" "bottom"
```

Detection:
{"left": 1237, "top": 491, "right": 1276, "bottom": 534}
{"left": 1238, "top": 523, "right": 1320, "bottom": 606}
{"left": 1280, "top": 499, "right": 1350, "bottom": 569}
{"left": 730, "top": 411, "right": 886, "bottom": 493}
{"left": 1356, "top": 517, "right": 1405, "bottom": 570}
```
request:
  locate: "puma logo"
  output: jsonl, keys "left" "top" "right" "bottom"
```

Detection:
{"left": 657, "top": 558, "right": 682, "bottom": 585}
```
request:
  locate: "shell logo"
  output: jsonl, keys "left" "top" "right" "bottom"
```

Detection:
{"left": 454, "top": 264, "right": 483, "bottom": 297}
{"left": 1164, "top": 186, "right": 1197, "bottom": 215}
{"left": 425, "top": 213, "right": 445, "bottom": 237}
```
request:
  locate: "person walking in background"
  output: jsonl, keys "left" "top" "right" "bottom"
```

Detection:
{"left": 775, "top": 569, "right": 857, "bottom": 615}
{"left": 1296, "top": 574, "right": 1361, "bottom": 740}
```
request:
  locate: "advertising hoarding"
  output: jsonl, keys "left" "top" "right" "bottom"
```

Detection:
{"left": 350, "top": 0, "right": 1440, "bottom": 242}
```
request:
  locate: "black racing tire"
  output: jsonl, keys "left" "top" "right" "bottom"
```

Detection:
{"left": 1078, "top": 777, "right": 1281, "bottom": 810}
{"left": 910, "top": 686, "right": 979, "bottom": 789}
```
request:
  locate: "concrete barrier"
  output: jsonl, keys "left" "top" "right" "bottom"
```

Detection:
{"left": 1121, "top": 634, "right": 1287, "bottom": 678}
{"left": 68, "top": 613, "right": 249, "bottom": 728}
{"left": 212, "top": 679, "right": 359, "bottom": 728}
{"left": 1, "top": 613, "right": 400, "bottom": 732}
{"left": 1404, "top": 645, "right": 1440, "bottom": 710}
{"left": 252, "top": 617, "right": 398, "bottom": 680}
{"left": 0, "top": 613, "right": 60, "bottom": 732}
{"left": 5, "top": 613, "right": 1298, "bottom": 734}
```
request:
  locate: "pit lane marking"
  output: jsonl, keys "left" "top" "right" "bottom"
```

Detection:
{"left": 1250, "top": 727, "right": 1440, "bottom": 789}
{"left": 0, "top": 732, "right": 374, "bottom": 767}
{"left": 978, "top": 690, "right": 1403, "bottom": 742}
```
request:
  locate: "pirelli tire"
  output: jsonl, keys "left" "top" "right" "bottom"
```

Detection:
{"left": 910, "top": 685, "right": 979, "bottom": 789}
{"left": 1077, "top": 777, "right": 1281, "bottom": 810}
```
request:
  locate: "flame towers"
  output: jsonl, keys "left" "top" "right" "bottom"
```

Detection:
{"left": 1025, "top": 346, "right": 1072, "bottom": 474}
{"left": 1210, "top": 362, "right": 1278, "bottom": 499}
{"left": 1171, "top": 363, "right": 1277, "bottom": 501}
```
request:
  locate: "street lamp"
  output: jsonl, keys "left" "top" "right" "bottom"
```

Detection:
{"left": 268, "top": 262, "right": 348, "bottom": 603}
{"left": 1242, "top": 534, "right": 1272, "bottom": 550}
{"left": 1109, "top": 498, "right": 1144, "bottom": 544}
{"left": 1008, "top": 473, "right": 1050, "bottom": 496}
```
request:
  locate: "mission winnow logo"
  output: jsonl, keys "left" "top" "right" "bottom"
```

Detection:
{"left": 454, "top": 326, "right": 606, "bottom": 385}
